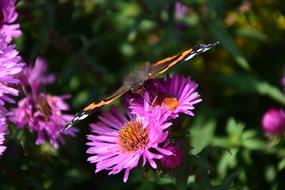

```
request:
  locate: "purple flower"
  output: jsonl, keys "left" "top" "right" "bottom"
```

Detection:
{"left": 19, "top": 57, "right": 55, "bottom": 97}
{"left": 175, "top": 2, "right": 188, "bottom": 18}
{"left": 175, "top": 2, "right": 188, "bottom": 29}
{"left": 0, "top": 116, "right": 7, "bottom": 156}
{"left": 0, "top": 35, "right": 24, "bottom": 106}
{"left": 10, "top": 94, "right": 77, "bottom": 148}
{"left": 159, "top": 141, "right": 182, "bottom": 170}
{"left": 262, "top": 108, "right": 285, "bottom": 136}
{"left": 129, "top": 74, "right": 202, "bottom": 119}
{"left": 9, "top": 57, "right": 77, "bottom": 148}
{"left": 86, "top": 106, "right": 173, "bottom": 182}
{"left": 0, "top": 0, "right": 21, "bottom": 42}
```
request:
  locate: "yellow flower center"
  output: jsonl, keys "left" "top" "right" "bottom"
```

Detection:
{"left": 118, "top": 121, "right": 149, "bottom": 153}
{"left": 154, "top": 94, "right": 179, "bottom": 111}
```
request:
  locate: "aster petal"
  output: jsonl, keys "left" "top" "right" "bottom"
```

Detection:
{"left": 123, "top": 169, "right": 130, "bottom": 183}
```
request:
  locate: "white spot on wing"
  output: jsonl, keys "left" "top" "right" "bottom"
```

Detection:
{"left": 78, "top": 114, "right": 88, "bottom": 120}
{"left": 196, "top": 48, "right": 203, "bottom": 53}
{"left": 185, "top": 53, "right": 196, "bottom": 61}
{"left": 202, "top": 47, "right": 210, "bottom": 52}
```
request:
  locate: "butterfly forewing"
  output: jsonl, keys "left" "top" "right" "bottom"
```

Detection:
{"left": 149, "top": 42, "right": 219, "bottom": 77}
{"left": 65, "top": 86, "right": 129, "bottom": 129}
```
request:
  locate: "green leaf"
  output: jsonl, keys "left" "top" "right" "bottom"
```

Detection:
{"left": 242, "top": 138, "right": 267, "bottom": 151}
{"left": 236, "top": 28, "right": 269, "bottom": 42}
{"left": 278, "top": 158, "right": 285, "bottom": 170}
{"left": 214, "top": 171, "right": 239, "bottom": 190}
{"left": 217, "top": 148, "right": 238, "bottom": 178}
{"left": 218, "top": 74, "right": 285, "bottom": 105}
{"left": 255, "top": 81, "right": 285, "bottom": 105}
{"left": 226, "top": 118, "right": 245, "bottom": 146}
{"left": 190, "top": 119, "right": 216, "bottom": 155}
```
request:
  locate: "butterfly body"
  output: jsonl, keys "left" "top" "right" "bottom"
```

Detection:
{"left": 122, "top": 62, "right": 151, "bottom": 92}
{"left": 64, "top": 42, "right": 219, "bottom": 130}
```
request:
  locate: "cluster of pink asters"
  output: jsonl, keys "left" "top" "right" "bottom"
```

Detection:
{"left": 86, "top": 74, "right": 201, "bottom": 182}
{"left": 9, "top": 58, "right": 78, "bottom": 148}
{"left": 0, "top": 0, "right": 23, "bottom": 157}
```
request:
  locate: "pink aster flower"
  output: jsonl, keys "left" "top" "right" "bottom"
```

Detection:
{"left": 10, "top": 94, "right": 77, "bottom": 148}
{"left": 0, "top": 35, "right": 24, "bottom": 106}
{"left": 129, "top": 74, "right": 202, "bottom": 119}
{"left": 262, "top": 108, "right": 285, "bottom": 136}
{"left": 0, "top": 0, "right": 21, "bottom": 42}
{"left": 86, "top": 106, "right": 173, "bottom": 182}
{"left": 159, "top": 141, "right": 182, "bottom": 170}
{"left": 19, "top": 57, "right": 55, "bottom": 97}
{"left": 9, "top": 57, "right": 77, "bottom": 148}
{"left": 0, "top": 115, "right": 7, "bottom": 156}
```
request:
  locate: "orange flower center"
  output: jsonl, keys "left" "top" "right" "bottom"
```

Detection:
{"left": 118, "top": 121, "right": 149, "bottom": 153}
{"left": 154, "top": 94, "right": 179, "bottom": 110}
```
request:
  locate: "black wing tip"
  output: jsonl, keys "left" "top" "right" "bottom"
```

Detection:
{"left": 61, "top": 111, "right": 91, "bottom": 131}
{"left": 196, "top": 41, "right": 219, "bottom": 48}
{"left": 212, "top": 41, "right": 220, "bottom": 45}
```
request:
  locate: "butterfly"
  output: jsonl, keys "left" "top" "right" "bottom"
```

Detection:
{"left": 64, "top": 42, "right": 219, "bottom": 130}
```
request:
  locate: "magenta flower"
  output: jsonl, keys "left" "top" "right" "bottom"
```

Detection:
{"left": 130, "top": 74, "right": 202, "bottom": 119}
{"left": 175, "top": 2, "right": 188, "bottom": 18}
{"left": 262, "top": 108, "right": 285, "bottom": 136}
{"left": 10, "top": 94, "right": 77, "bottom": 148}
{"left": 0, "top": 35, "right": 24, "bottom": 106}
{"left": 0, "top": 0, "right": 21, "bottom": 42}
{"left": 86, "top": 106, "right": 173, "bottom": 182}
{"left": 19, "top": 57, "right": 55, "bottom": 97}
{"left": 174, "top": 2, "right": 188, "bottom": 29}
{"left": 160, "top": 141, "right": 182, "bottom": 170}
{"left": 0, "top": 116, "right": 7, "bottom": 156}
{"left": 9, "top": 57, "right": 77, "bottom": 148}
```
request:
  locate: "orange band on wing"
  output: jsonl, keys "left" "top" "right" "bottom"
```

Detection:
{"left": 154, "top": 48, "right": 193, "bottom": 76}
{"left": 83, "top": 88, "right": 127, "bottom": 112}
{"left": 152, "top": 54, "right": 179, "bottom": 66}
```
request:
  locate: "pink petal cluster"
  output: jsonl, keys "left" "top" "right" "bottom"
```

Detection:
{"left": 0, "top": 0, "right": 21, "bottom": 42}
{"left": 9, "top": 58, "right": 77, "bottom": 148}
{"left": 129, "top": 74, "right": 202, "bottom": 118}
{"left": 0, "top": 34, "right": 24, "bottom": 106}
{"left": 19, "top": 57, "right": 55, "bottom": 96}
{"left": 87, "top": 74, "right": 202, "bottom": 182}
{"left": 262, "top": 108, "right": 285, "bottom": 136}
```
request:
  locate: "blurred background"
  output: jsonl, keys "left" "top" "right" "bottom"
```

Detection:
{"left": 1, "top": 0, "right": 285, "bottom": 189}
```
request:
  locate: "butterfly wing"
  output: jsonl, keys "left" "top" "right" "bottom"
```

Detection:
{"left": 64, "top": 86, "right": 129, "bottom": 130}
{"left": 149, "top": 42, "right": 219, "bottom": 77}
{"left": 64, "top": 42, "right": 218, "bottom": 130}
